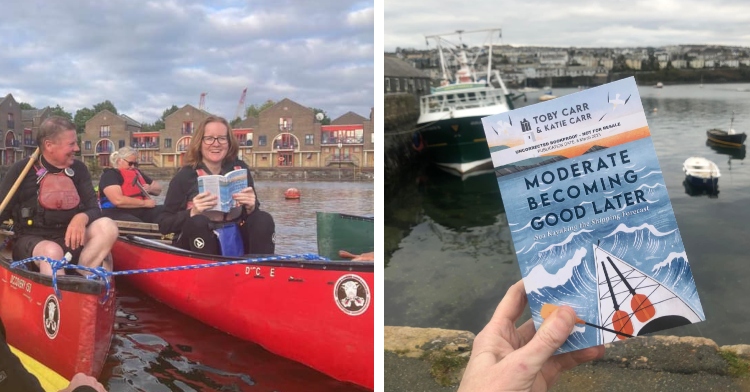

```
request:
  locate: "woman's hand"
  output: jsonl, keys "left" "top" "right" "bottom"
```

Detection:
{"left": 232, "top": 187, "right": 256, "bottom": 212}
{"left": 189, "top": 191, "right": 218, "bottom": 216}
{"left": 458, "top": 280, "right": 605, "bottom": 392}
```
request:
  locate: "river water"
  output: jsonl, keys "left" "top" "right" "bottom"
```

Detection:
{"left": 100, "top": 180, "right": 373, "bottom": 391}
{"left": 385, "top": 83, "right": 750, "bottom": 345}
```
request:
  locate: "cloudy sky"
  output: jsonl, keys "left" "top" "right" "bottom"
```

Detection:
{"left": 385, "top": 0, "right": 750, "bottom": 52}
{"left": 0, "top": 0, "right": 373, "bottom": 124}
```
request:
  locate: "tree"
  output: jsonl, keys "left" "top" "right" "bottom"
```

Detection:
{"left": 93, "top": 100, "right": 118, "bottom": 115}
{"left": 245, "top": 99, "right": 275, "bottom": 119}
{"left": 310, "top": 107, "right": 331, "bottom": 125}
{"left": 19, "top": 102, "right": 36, "bottom": 110}
{"left": 49, "top": 105, "right": 73, "bottom": 120}
{"left": 141, "top": 105, "right": 179, "bottom": 132}
{"left": 73, "top": 108, "right": 95, "bottom": 133}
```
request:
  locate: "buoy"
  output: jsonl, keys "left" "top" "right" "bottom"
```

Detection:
{"left": 284, "top": 188, "right": 300, "bottom": 199}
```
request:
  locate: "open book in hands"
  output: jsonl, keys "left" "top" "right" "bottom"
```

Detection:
{"left": 197, "top": 168, "right": 247, "bottom": 220}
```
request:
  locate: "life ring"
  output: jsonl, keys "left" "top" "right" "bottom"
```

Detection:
{"left": 411, "top": 131, "right": 424, "bottom": 152}
{"left": 278, "top": 156, "right": 285, "bottom": 163}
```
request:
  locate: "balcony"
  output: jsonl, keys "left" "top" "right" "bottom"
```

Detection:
{"left": 273, "top": 141, "right": 298, "bottom": 150}
{"left": 96, "top": 146, "right": 113, "bottom": 154}
{"left": 131, "top": 142, "right": 160, "bottom": 149}
{"left": 23, "top": 139, "right": 36, "bottom": 146}
{"left": 4, "top": 140, "right": 19, "bottom": 148}
{"left": 325, "top": 154, "right": 360, "bottom": 167}
{"left": 321, "top": 137, "right": 365, "bottom": 145}
{"left": 278, "top": 125, "right": 293, "bottom": 132}
{"left": 7, "top": 121, "right": 14, "bottom": 129}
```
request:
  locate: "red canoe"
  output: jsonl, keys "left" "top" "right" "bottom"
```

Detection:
{"left": 0, "top": 256, "right": 115, "bottom": 380}
{"left": 111, "top": 235, "right": 374, "bottom": 390}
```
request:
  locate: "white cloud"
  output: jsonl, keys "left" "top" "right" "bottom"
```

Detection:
{"left": 0, "top": 0, "right": 373, "bottom": 123}
{"left": 385, "top": 0, "right": 750, "bottom": 51}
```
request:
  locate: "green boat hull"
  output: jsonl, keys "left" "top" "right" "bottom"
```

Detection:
{"left": 416, "top": 116, "right": 493, "bottom": 173}
{"left": 316, "top": 212, "right": 374, "bottom": 260}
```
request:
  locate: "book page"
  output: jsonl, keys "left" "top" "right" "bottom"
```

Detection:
{"left": 197, "top": 175, "right": 226, "bottom": 212}
{"left": 481, "top": 77, "right": 704, "bottom": 354}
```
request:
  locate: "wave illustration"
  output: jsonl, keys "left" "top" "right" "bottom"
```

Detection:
{"left": 652, "top": 251, "right": 688, "bottom": 272}
{"left": 639, "top": 170, "right": 663, "bottom": 179}
{"left": 511, "top": 220, "right": 532, "bottom": 233}
{"left": 538, "top": 229, "right": 594, "bottom": 253}
{"left": 604, "top": 223, "right": 676, "bottom": 238}
{"left": 519, "top": 241, "right": 545, "bottom": 255}
{"left": 636, "top": 182, "right": 666, "bottom": 192}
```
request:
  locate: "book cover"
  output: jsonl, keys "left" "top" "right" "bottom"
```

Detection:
{"left": 481, "top": 77, "right": 704, "bottom": 353}
{"left": 197, "top": 168, "right": 248, "bottom": 213}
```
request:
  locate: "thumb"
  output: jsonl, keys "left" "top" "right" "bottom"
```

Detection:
{"left": 510, "top": 306, "right": 576, "bottom": 374}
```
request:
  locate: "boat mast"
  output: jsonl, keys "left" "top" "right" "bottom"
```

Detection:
{"left": 486, "top": 30, "right": 496, "bottom": 85}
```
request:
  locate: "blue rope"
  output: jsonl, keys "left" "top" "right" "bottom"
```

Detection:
{"left": 9, "top": 253, "right": 330, "bottom": 303}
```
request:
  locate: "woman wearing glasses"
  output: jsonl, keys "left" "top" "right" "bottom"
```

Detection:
{"left": 98, "top": 146, "right": 164, "bottom": 223}
{"left": 157, "top": 116, "right": 275, "bottom": 255}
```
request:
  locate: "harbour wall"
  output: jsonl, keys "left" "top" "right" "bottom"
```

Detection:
{"left": 385, "top": 93, "right": 426, "bottom": 190}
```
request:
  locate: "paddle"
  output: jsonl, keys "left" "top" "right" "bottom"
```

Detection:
{"left": 606, "top": 256, "right": 655, "bottom": 322}
{"left": 601, "top": 261, "right": 633, "bottom": 339}
{"left": 0, "top": 147, "right": 40, "bottom": 218}
{"left": 540, "top": 303, "right": 633, "bottom": 338}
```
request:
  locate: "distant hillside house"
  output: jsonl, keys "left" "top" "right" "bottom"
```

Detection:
{"left": 385, "top": 55, "right": 431, "bottom": 96}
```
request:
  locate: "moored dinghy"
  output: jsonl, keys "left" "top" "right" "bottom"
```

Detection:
{"left": 682, "top": 156, "right": 720, "bottom": 190}
{"left": 706, "top": 112, "right": 747, "bottom": 148}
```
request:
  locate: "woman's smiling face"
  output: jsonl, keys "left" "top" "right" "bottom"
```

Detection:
{"left": 201, "top": 121, "right": 229, "bottom": 166}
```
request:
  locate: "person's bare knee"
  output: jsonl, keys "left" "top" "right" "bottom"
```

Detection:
{"left": 85, "top": 217, "right": 119, "bottom": 243}
{"left": 32, "top": 240, "right": 64, "bottom": 276}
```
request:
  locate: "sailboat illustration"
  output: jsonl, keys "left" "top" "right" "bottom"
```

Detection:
{"left": 594, "top": 243, "right": 702, "bottom": 343}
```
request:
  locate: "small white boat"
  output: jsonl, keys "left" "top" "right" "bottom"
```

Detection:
{"left": 539, "top": 93, "right": 557, "bottom": 102}
{"left": 655, "top": 82, "right": 664, "bottom": 88}
{"left": 682, "top": 157, "right": 720, "bottom": 188}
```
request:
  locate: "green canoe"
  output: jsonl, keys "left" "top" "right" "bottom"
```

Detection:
{"left": 316, "top": 212, "right": 374, "bottom": 260}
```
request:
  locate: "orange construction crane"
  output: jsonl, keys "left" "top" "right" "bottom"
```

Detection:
{"left": 199, "top": 92, "right": 207, "bottom": 110}
{"left": 235, "top": 88, "right": 247, "bottom": 120}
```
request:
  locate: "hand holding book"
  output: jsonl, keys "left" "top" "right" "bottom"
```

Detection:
{"left": 458, "top": 280, "right": 604, "bottom": 392}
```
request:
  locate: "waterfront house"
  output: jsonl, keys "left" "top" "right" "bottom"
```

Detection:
{"left": 81, "top": 110, "right": 142, "bottom": 167}
{"left": 21, "top": 106, "right": 51, "bottom": 160}
{"left": 0, "top": 94, "right": 23, "bottom": 166}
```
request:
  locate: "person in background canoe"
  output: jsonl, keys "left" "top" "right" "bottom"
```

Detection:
{"left": 457, "top": 280, "right": 605, "bottom": 392}
{"left": 0, "top": 315, "right": 107, "bottom": 391}
{"left": 98, "top": 146, "right": 163, "bottom": 223}
{"left": 157, "top": 116, "right": 275, "bottom": 255}
{"left": 0, "top": 116, "right": 119, "bottom": 276}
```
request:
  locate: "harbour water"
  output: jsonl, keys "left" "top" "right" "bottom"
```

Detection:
{"left": 385, "top": 83, "right": 750, "bottom": 345}
{"left": 101, "top": 180, "right": 373, "bottom": 391}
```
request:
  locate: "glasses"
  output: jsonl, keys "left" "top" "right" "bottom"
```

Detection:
{"left": 126, "top": 161, "right": 139, "bottom": 167}
{"left": 202, "top": 136, "right": 229, "bottom": 145}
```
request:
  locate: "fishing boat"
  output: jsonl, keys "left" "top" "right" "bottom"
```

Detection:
{"left": 110, "top": 235, "right": 374, "bottom": 389}
{"left": 415, "top": 28, "right": 518, "bottom": 176}
{"left": 706, "top": 113, "right": 747, "bottom": 148}
{"left": 682, "top": 156, "right": 720, "bottom": 190}
{"left": 316, "top": 212, "right": 373, "bottom": 260}
{"left": 593, "top": 244, "right": 702, "bottom": 342}
{"left": 0, "top": 233, "right": 115, "bottom": 382}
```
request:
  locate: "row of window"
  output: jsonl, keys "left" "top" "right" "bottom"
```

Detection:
{"left": 385, "top": 77, "right": 430, "bottom": 93}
